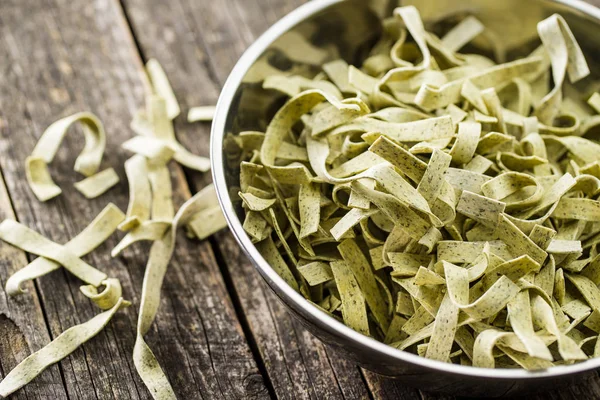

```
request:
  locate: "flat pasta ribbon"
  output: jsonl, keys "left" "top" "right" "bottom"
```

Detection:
{"left": 26, "top": 112, "right": 107, "bottom": 201}
{"left": 5, "top": 203, "right": 124, "bottom": 295}
{"left": 133, "top": 184, "right": 229, "bottom": 399}
{"left": 0, "top": 220, "right": 108, "bottom": 287}
{"left": 0, "top": 299, "right": 126, "bottom": 398}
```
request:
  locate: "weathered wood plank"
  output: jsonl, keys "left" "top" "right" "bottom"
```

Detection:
{"left": 363, "top": 371, "right": 423, "bottom": 400}
{"left": 120, "top": 0, "right": 378, "bottom": 398}
{"left": 0, "top": 0, "right": 263, "bottom": 398}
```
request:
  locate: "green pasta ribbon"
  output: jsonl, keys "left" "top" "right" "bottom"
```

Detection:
{"left": 5, "top": 203, "right": 125, "bottom": 295}
{"left": 25, "top": 112, "right": 110, "bottom": 202}
{"left": 133, "top": 184, "right": 228, "bottom": 399}
{"left": 0, "top": 298, "right": 127, "bottom": 398}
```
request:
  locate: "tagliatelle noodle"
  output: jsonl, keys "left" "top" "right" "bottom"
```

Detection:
{"left": 187, "top": 206, "right": 228, "bottom": 241}
{"left": 450, "top": 122, "right": 481, "bottom": 164}
{"left": 31, "top": 112, "right": 106, "bottom": 177}
{"left": 133, "top": 74, "right": 211, "bottom": 172}
{"left": 417, "top": 149, "right": 452, "bottom": 204}
{"left": 25, "top": 157, "right": 62, "bottom": 202}
{"left": 330, "top": 260, "right": 370, "bottom": 336}
{"left": 5, "top": 203, "right": 124, "bottom": 295}
{"left": 119, "top": 155, "right": 152, "bottom": 231}
{"left": 25, "top": 112, "right": 107, "bottom": 201}
{"left": 148, "top": 166, "right": 175, "bottom": 222}
{"left": 535, "top": 15, "right": 589, "bottom": 125}
{"left": 80, "top": 278, "right": 129, "bottom": 310}
{"left": 298, "top": 261, "right": 333, "bottom": 286}
{"left": 456, "top": 191, "right": 505, "bottom": 228}
{"left": 440, "top": 16, "right": 485, "bottom": 53}
{"left": 133, "top": 184, "right": 231, "bottom": 399}
{"left": 0, "top": 219, "right": 108, "bottom": 287}
{"left": 531, "top": 294, "right": 587, "bottom": 361}
{"left": 121, "top": 136, "right": 176, "bottom": 166}
{"left": 481, "top": 172, "right": 544, "bottom": 212}
{"left": 425, "top": 293, "right": 460, "bottom": 361}
{"left": 338, "top": 239, "right": 391, "bottom": 332}
{"left": 111, "top": 221, "right": 171, "bottom": 257}
{"left": 187, "top": 106, "right": 216, "bottom": 122}
{"left": 146, "top": 59, "right": 181, "bottom": 119}
{"left": 74, "top": 168, "right": 120, "bottom": 199}
{"left": 0, "top": 299, "right": 126, "bottom": 398}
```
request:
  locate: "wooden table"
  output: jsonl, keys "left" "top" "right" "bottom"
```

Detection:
{"left": 1, "top": 0, "right": 600, "bottom": 398}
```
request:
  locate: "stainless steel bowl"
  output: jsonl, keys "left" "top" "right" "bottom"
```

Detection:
{"left": 211, "top": 0, "right": 600, "bottom": 396}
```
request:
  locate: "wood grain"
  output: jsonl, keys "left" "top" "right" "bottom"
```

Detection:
{"left": 0, "top": 0, "right": 262, "bottom": 398}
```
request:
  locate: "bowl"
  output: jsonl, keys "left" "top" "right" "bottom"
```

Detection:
{"left": 211, "top": 0, "right": 600, "bottom": 396}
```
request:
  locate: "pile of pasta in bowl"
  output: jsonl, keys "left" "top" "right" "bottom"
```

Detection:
{"left": 233, "top": 5, "right": 600, "bottom": 369}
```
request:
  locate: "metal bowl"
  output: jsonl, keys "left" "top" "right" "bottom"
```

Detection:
{"left": 211, "top": 0, "right": 600, "bottom": 396}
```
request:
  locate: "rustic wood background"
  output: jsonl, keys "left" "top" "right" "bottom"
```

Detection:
{"left": 2, "top": 0, "right": 600, "bottom": 398}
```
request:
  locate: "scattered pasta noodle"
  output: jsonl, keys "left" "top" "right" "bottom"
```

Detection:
{"left": 25, "top": 112, "right": 115, "bottom": 201}
{"left": 188, "top": 106, "right": 217, "bottom": 122}
{"left": 74, "top": 168, "right": 120, "bottom": 199}
{"left": 0, "top": 298, "right": 127, "bottom": 398}
{"left": 127, "top": 59, "right": 211, "bottom": 173}
{"left": 132, "top": 183, "right": 225, "bottom": 398}
{"left": 1, "top": 56, "right": 225, "bottom": 398}
{"left": 4, "top": 203, "right": 125, "bottom": 295}
{"left": 236, "top": 6, "right": 600, "bottom": 370}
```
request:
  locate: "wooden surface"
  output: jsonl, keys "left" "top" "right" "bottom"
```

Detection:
{"left": 0, "top": 0, "right": 600, "bottom": 398}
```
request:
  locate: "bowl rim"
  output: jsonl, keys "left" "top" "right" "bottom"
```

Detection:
{"left": 211, "top": 0, "right": 600, "bottom": 380}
